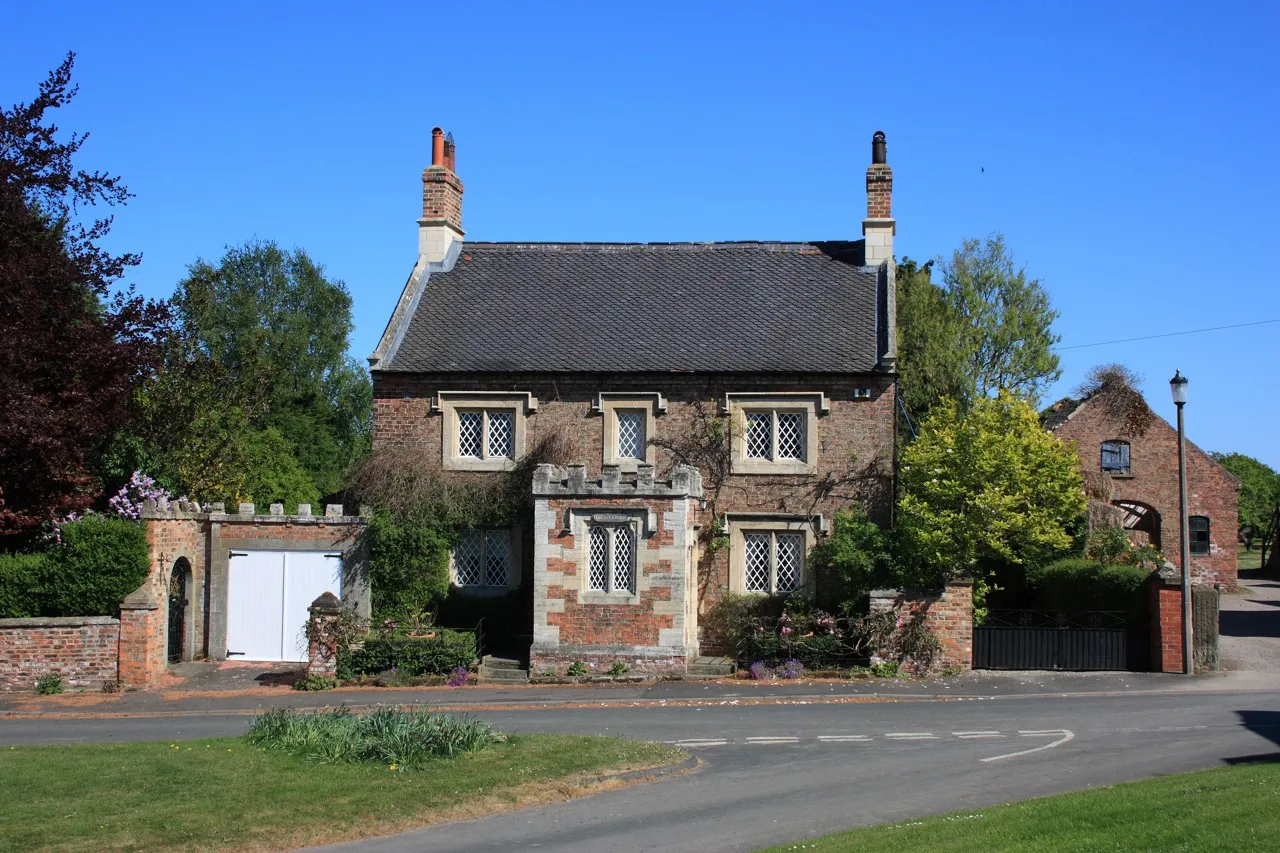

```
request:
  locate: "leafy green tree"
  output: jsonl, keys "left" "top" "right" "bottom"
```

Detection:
{"left": 896, "top": 391, "right": 1086, "bottom": 592}
{"left": 809, "top": 507, "right": 894, "bottom": 615}
{"left": 1211, "top": 452, "right": 1280, "bottom": 564}
{"left": 897, "top": 236, "right": 1061, "bottom": 434}
{"left": 127, "top": 240, "right": 372, "bottom": 508}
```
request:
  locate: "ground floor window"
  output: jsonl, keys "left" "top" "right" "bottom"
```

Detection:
{"left": 454, "top": 529, "right": 511, "bottom": 587}
{"left": 743, "top": 531, "right": 803, "bottom": 594}
{"left": 587, "top": 524, "right": 636, "bottom": 594}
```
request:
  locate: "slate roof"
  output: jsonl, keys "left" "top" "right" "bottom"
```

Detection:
{"left": 1042, "top": 396, "right": 1085, "bottom": 430}
{"left": 379, "top": 241, "right": 882, "bottom": 374}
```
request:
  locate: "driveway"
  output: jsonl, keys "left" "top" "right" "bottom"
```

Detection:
{"left": 1220, "top": 567, "right": 1280, "bottom": 673}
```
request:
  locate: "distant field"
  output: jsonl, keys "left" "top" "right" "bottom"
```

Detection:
{"left": 1239, "top": 548, "right": 1265, "bottom": 571}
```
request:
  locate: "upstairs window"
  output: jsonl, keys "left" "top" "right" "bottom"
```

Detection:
{"left": 453, "top": 529, "right": 512, "bottom": 587}
{"left": 1189, "top": 516, "right": 1211, "bottom": 556}
{"left": 457, "top": 410, "right": 514, "bottom": 460}
{"left": 587, "top": 524, "right": 636, "bottom": 594}
{"left": 1101, "top": 440, "right": 1131, "bottom": 475}
{"left": 616, "top": 410, "right": 646, "bottom": 460}
{"left": 743, "top": 531, "right": 804, "bottom": 594}
{"left": 436, "top": 392, "right": 535, "bottom": 472}
{"left": 745, "top": 411, "right": 807, "bottom": 461}
{"left": 727, "top": 393, "right": 824, "bottom": 475}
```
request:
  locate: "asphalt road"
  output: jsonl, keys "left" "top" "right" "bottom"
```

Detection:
{"left": 3, "top": 689, "right": 1278, "bottom": 852}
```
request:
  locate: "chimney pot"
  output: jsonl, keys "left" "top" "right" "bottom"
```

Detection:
{"left": 443, "top": 132, "right": 456, "bottom": 173}
{"left": 431, "top": 127, "right": 445, "bottom": 167}
{"left": 871, "top": 130, "right": 887, "bottom": 165}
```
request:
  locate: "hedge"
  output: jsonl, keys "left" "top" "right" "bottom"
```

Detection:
{"left": 336, "top": 630, "right": 477, "bottom": 679}
{"left": 1024, "top": 558, "right": 1150, "bottom": 614}
{"left": 739, "top": 632, "right": 858, "bottom": 669}
{"left": 47, "top": 516, "right": 151, "bottom": 616}
{"left": 0, "top": 553, "right": 50, "bottom": 618}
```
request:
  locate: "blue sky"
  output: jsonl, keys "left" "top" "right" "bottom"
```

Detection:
{"left": 4, "top": 1, "right": 1277, "bottom": 467}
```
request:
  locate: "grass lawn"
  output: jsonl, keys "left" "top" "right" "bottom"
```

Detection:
{"left": 1239, "top": 548, "right": 1265, "bottom": 572}
{"left": 0, "top": 733, "right": 684, "bottom": 852}
{"left": 760, "top": 761, "right": 1280, "bottom": 852}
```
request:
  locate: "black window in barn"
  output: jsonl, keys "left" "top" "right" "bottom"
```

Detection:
{"left": 1189, "top": 516, "right": 1211, "bottom": 555}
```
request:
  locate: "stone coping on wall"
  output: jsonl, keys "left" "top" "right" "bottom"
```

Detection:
{"left": 533, "top": 463, "right": 703, "bottom": 498}
{"left": 0, "top": 616, "right": 120, "bottom": 628}
{"left": 139, "top": 499, "right": 366, "bottom": 525}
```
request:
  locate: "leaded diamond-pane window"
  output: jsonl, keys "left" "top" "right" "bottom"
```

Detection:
{"left": 587, "top": 524, "right": 637, "bottom": 594}
{"left": 746, "top": 413, "right": 772, "bottom": 459}
{"left": 612, "top": 526, "right": 635, "bottom": 593}
{"left": 617, "top": 411, "right": 645, "bottom": 460}
{"left": 741, "top": 530, "right": 805, "bottom": 594}
{"left": 487, "top": 411, "right": 514, "bottom": 458}
{"left": 453, "top": 531, "right": 483, "bottom": 586}
{"left": 775, "top": 534, "right": 802, "bottom": 592}
{"left": 457, "top": 412, "right": 483, "bottom": 458}
{"left": 744, "top": 410, "right": 807, "bottom": 462}
{"left": 484, "top": 530, "right": 511, "bottom": 586}
{"left": 744, "top": 533, "right": 771, "bottom": 592}
{"left": 455, "top": 529, "right": 511, "bottom": 587}
{"left": 588, "top": 526, "right": 609, "bottom": 591}
{"left": 777, "top": 413, "right": 804, "bottom": 460}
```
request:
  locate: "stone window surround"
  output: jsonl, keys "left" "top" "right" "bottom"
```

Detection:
{"left": 569, "top": 507, "right": 649, "bottom": 605}
{"left": 450, "top": 526, "right": 523, "bottom": 594}
{"left": 433, "top": 392, "right": 537, "bottom": 472}
{"left": 592, "top": 393, "right": 667, "bottom": 471}
{"left": 725, "top": 513, "right": 825, "bottom": 595}
{"left": 723, "top": 393, "right": 827, "bottom": 475}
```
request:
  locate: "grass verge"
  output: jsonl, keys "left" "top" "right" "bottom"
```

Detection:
{"left": 760, "top": 761, "right": 1280, "bottom": 852}
{"left": 0, "top": 733, "right": 684, "bottom": 852}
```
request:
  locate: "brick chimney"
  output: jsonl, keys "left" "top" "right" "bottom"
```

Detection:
{"left": 419, "top": 127, "right": 464, "bottom": 266}
{"left": 862, "top": 130, "right": 894, "bottom": 266}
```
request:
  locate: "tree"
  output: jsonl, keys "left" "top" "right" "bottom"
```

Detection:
{"left": 171, "top": 240, "right": 371, "bottom": 502}
{"left": 0, "top": 54, "right": 169, "bottom": 537}
{"left": 1211, "top": 452, "right": 1280, "bottom": 566}
{"left": 897, "top": 236, "right": 1061, "bottom": 434}
{"left": 896, "top": 391, "right": 1086, "bottom": 590}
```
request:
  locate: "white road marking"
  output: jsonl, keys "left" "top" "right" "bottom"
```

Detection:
{"left": 746, "top": 736, "right": 800, "bottom": 744}
{"left": 884, "top": 732, "right": 938, "bottom": 740}
{"left": 673, "top": 739, "right": 728, "bottom": 748}
{"left": 981, "top": 729, "right": 1075, "bottom": 762}
{"left": 817, "top": 735, "right": 873, "bottom": 742}
{"left": 953, "top": 731, "right": 1005, "bottom": 739}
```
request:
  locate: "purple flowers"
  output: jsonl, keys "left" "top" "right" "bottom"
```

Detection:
{"left": 748, "top": 661, "right": 774, "bottom": 680}
{"left": 447, "top": 666, "right": 470, "bottom": 687}
{"left": 779, "top": 659, "right": 804, "bottom": 679}
{"left": 107, "top": 471, "right": 181, "bottom": 520}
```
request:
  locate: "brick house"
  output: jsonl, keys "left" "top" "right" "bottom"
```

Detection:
{"left": 368, "top": 129, "right": 900, "bottom": 674}
{"left": 1045, "top": 385, "right": 1239, "bottom": 588}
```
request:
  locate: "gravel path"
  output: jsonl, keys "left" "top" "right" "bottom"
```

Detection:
{"left": 1218, "top": 568, "right": 1280, "bottom": 673}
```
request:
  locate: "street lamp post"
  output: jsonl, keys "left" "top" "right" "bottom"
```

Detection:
{"left": 1170, "top": 370, "right": 1193, "bottom": 675}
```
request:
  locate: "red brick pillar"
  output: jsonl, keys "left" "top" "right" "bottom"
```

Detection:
{"left": 118, "top": 588, "right": 165, "bottom": 689}
{"left": 1149, "top": 566, "right": 1185, "bottom": 673}
{"left": 306, "top": 592, "right": 342, "bottom": 678}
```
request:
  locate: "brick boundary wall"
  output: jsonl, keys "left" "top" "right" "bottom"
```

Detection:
{"left": 0, "top": 617, "right": 121, "bottom": 691}
{"left": 869, "top": 580, "right": 974, "bottom": 674}
{"left": 1149, "top": 570, "right": 1185, "bottom": 673}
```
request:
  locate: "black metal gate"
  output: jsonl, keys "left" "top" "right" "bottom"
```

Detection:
{"left": 973, "top": 610, "right": 1133, "bottom": 671}
{"left": 167, "top": 569, "right": 187, "bottom": 664}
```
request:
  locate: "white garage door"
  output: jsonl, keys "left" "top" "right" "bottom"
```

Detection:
{"left": 227, "top": 551, "right": 343, "bottom": 662}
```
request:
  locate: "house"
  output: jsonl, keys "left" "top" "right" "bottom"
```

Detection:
{"left": 1045, "top": 379, "right": 1239, "bottom": 588}
{"left": 368, "top": 129, "right": 900, "bottom": 674}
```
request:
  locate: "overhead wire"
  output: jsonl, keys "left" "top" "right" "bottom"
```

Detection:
{"left": 1055, "top": 318, "right": 1280, "bottom": 351}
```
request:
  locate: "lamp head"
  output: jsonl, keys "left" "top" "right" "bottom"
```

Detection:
{"left": 1169, "top": 370, "right": 1188, "bottom": 405}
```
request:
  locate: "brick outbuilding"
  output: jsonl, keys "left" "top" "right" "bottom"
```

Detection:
{"left": 1045, "top": 383, "right": 1239, "bottom": 588}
